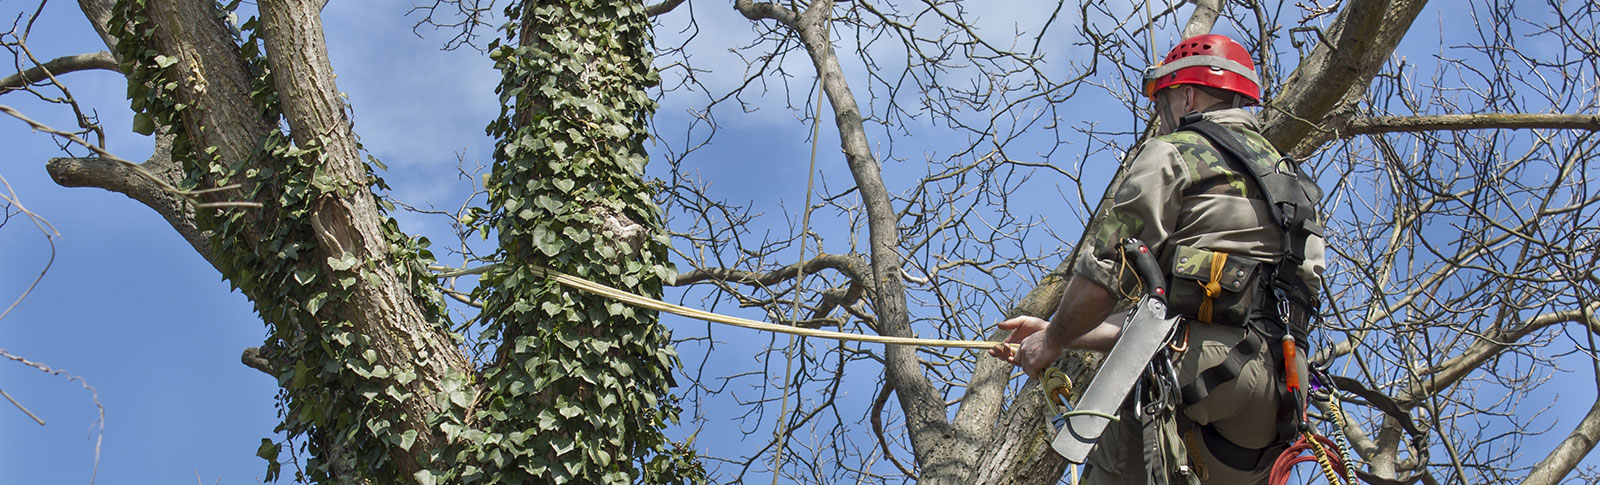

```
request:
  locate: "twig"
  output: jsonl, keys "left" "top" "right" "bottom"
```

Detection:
{"left": 0, "top": 387, "right": 45, "bottom": 425}
{"left": 0, "top": 171, "right": 57, "bottom": 323}
{"left": 0, "top": 348, "right": 104, "bottom": 484}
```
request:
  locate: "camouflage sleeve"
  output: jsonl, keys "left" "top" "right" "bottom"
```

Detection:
{"left": 1072, "top": 139, "right": 1188, "bottom": 296}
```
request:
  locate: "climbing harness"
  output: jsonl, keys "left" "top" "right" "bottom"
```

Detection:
{"left": 1048, "top": 112, "right": 1346, "bottom": 481}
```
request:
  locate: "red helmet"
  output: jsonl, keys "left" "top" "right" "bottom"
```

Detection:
{"left": 1143, "top": 34, "right": 1261, "bottom": 104}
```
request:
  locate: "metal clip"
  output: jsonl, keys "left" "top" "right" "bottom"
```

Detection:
{"left": 1275, "top": 287, "right": 1293, "bottom": 324}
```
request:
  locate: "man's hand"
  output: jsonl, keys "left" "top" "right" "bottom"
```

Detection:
{"left": 989, "top": 315, "right": 1065, "bottom": 379}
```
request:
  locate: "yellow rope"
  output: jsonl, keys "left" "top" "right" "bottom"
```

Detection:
{"left": 1043, "top": 367, "right": 1075, "bottom": 411}
{"left": 1302, "top": 429, "right": 1347, "bottom": 485}
{"left": 528, "top": 265, "right": 1014, "bottom": 351}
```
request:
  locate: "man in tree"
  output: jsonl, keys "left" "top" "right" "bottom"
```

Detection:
{"left": 991, "top": 34, "right": 1325, "bottom": 484}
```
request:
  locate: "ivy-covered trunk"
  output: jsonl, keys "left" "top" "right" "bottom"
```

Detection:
{"left": 104, "top": 0, "right": 471, "bottom": 481}
{"left": 454, "top": 0, "right": 702, "bottom": 483}
{"left": 75, "top": 0, "right": 699, "bottom": 483}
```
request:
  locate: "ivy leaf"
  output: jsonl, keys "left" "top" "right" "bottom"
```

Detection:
{"left": 131, "top": 113, "right": 156, "bottom": 136}
{"left": 553, "top": 178, "right": 576, "bottom": 193}
{"left": 327, "top": 254, "right": 358, "bottom": 271}
{"left": 414, "top": 470, "right": 437, "bottom": 485}
{"left": 292, "top": 267, "right": 317, "bottom": 286}
{"left": 153, "top": 54, "right": 178, "bottom": 68}
{"left": 256, "top": 438, "right": 280, "bottom": 482}
{"left": 305, "top": 292, "right": 328, "bottom": 315}
{"left": 398, "top": 429, "right": 419, "bottom": 451}
{"left": 255, "top": 438, "right": 279, "bottom": 461}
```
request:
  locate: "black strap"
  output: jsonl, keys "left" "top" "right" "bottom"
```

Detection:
{"left": 1178, "top": 324, "right": 1264, "bottom": 405}
{"left": 1197, "top": 422, "right": 1266, "bottom": 471}
{"left": 1175, "top": 117, "right": 1312, "bottom": 232}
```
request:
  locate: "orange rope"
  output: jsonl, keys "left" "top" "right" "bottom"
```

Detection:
{"left": 1196, "top": 250, "right": 1227, "bottom": 323}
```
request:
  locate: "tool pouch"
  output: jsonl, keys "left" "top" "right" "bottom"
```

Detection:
{"left": 1169, "top": 246, "right": 1262, "bottom": 326}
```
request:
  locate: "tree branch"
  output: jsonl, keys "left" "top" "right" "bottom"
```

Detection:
{"left": 871, "top": 383, "right": 918, "bottom": 479}
{"left": 240, "top": 346, "right": 277, "bottom": 376}
{"left": 670, "top": 253, "right": 873, "bottom": 292}
{"left": 1262, "top": 0, "right": 1429, "bottom": 156}
{"left": 0, "top": 51, "right": 119, "bottom": 92}
{"left": 1520, "top": 397, "right": 1600, "bottom": 485}
{"left": 1412, "top": 305, "right": 1597, "bottom": 401}
{"left": 1181, "top": 0, "right": 1223, "bottom": 38}
{"left": 1343, "top": 113, "right": 1600, "bottom": 136}
{"left": 44, "top": 133, "right": 218, "bottom": 269}
{"left": 733, "top": 0, "right": 799, "bottom": 29}
{"left": 645, "top": 0, "right": 686, "bottom": 17}
{"left": 258, "top": 0, "right": 471, "bottom": 477}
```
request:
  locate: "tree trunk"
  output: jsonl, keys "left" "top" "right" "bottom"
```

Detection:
{"left": 258, "top": 0, "right": 470, "bottom": 478}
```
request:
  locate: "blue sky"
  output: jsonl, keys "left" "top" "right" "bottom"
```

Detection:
{"left": 2, "top": 1, "right": 1597, "bottom": 484}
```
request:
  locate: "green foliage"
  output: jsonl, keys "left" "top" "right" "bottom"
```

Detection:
{"left": 110, "top": 1, "right": 459, "bottom": 482}
{"left": 432, "top": 0, "right": 705, "bottom": 483}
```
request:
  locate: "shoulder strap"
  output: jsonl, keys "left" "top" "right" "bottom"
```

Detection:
{"left": 1175, "top": 114, "right": 1323, "bottom": 320}
{"left": 1175, "top": 116, "right": 1314, "bottom": 231}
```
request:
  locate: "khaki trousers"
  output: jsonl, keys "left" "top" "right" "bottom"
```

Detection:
{"left": 1081, "top": 321, "right": 1305, "bottom": 485}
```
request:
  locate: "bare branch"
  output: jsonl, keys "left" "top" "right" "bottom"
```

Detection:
{"left": 1413, "top": 306, "right": 1598, "bottom": 401}
{"left": 733, "top": 0, "right": 798, "bottom": 29}
{"left": 645, "top": 0, "right": 686, "bottom": 17}
{"left": 672, "top": 253, "right": 873, "bottom": 292}
{"left": 0, "top": 51, "right": 118, "bottom": 92}
{"left": 1520, "top": 398, "right": 1600, "bottom": 485}
{"left": 1344, "top": 114, "right": 1600, "bottom": 136}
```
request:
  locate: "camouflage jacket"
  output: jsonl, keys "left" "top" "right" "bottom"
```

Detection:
{"left": 1073, "top": 108, "right": 1326, "bottom": 304}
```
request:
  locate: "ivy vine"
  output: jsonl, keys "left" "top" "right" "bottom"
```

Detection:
{"left": 109, "top": 0, "right": 700, "bottom": 483}
{"left": 440, "top": 0, "right": 703, "bottom": 483}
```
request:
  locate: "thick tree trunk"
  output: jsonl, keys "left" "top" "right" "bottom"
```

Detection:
{"left": 55, "top": 0, "right": 472, "bottom": 480}
{"left": 258, "top": 0, "right": 469, "bottom": 477}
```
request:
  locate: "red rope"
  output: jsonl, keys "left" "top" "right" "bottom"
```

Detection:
{"left": 1269, "top": 434, "right": 1351, "bottom": 485}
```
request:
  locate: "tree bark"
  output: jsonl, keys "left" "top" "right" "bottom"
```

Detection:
{"left": 1260, "top": 0, "right": 1430, "bottom": 156}
{"left": 258, "top": 0, "right": 470, "bottom": 477}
